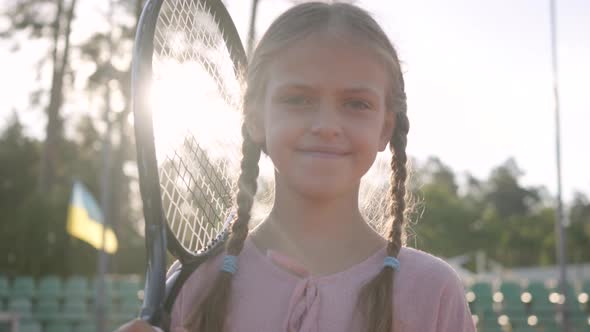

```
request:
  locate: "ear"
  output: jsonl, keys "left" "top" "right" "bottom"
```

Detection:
{"left": 378, "top": 111, "right": 395, "bottom": 151}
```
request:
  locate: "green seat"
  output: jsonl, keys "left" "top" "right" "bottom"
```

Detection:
{"left": 46, "top": 321, "right": 73, "bottom": 332}
{"left": 512, "top": 327, "right": 536, "bottom": 332}
{"left": 91, "top": 276, "right": 118, "bottom": 312}
{"left": 37, "top": 275, "right": 62, "bottom": 299}
{"left": 18, "top": 321, "right": 41, "bottom": 332}
{"left": 11, "top": 276, "right": 35, "bottom": 299}
{"left": 499, "top": 281, "right": 523, "bottom": 308}
{"left": 472, "top": 281, "right": 494, "bottom": 298}
{"left": 63, "top": 298, "right": 88, "bottom": 321}
{"left": 111, "top": 298, "right": 139, "bottom": 322}
{"left": 76, "top": 320, "right": 97, "bottom": 332}
{"left": 525, "top": 281, "right": 553, "bottom": 314}
{"left": 495, "top": 281, "right": 526, "bottom": 317}
{"left": 117, "top": 278, "right": 142, "bottom": 302}
{"left": 480, "top": 325, "right": 503, "bottom": 332}
{"left": 0, "top": 275, "right": 9, "bottom": 300}
{"left": 92, "top": 276, "right": 116, "bottom": 300}
{"left": 540, "top": 319, "right": 559, "bottom": 332}
{"left": 570, "top": 312, "right": 590, "bottom": 330}
{"left": 470, "top": 281, "right": 495, "bottom": 316}
{"left": 7, "top": 298, "right": 33, "bottom": 320}
{"left": 34, "top": 298, "right": 60, "bottom": 322}
{"left": 64, "top": 276, "right": 89, "bottom": 299}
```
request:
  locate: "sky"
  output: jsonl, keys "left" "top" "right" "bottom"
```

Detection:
{"left": 0, "top": 0, "right": 588, "bottom": 201}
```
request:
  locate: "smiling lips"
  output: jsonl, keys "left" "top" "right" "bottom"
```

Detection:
{"left": 297, "top": 147, "right": 350, "bottom": 158}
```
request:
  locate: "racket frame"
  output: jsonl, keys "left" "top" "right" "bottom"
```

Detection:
{"left": 132, "top": 0, "right": 247, "bottom": 327}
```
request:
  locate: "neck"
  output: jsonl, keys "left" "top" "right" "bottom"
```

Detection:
{"left": 250, "top": 180, "right": 386, "bottom": 275}
{"left": 276, "top": 181, "right": 363, "bottom": 233}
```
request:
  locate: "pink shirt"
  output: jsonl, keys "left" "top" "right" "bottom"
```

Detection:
{"left": 171, "top": 237, "right": 476, "bottom": 332}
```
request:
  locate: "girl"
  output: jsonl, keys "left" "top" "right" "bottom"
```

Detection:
{"left": 120, "top": 2, "right": 476, "bottom": 332}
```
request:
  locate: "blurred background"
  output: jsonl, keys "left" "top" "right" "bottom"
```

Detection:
{"left": 0, "top": 0, "right": 588, "bottom": 331}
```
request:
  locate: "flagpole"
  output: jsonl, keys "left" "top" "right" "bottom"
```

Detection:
{"left": 549, "top": 0, "right": 569, "bottom": 331}
{"left": 96, "top": 0, "right": 115, "bottom": 331}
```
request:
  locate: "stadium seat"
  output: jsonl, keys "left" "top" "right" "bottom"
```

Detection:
{"left": 117, "top": 278, "right": 142, "bottom": 302}
{"left": 524, "top": 281, "right": 554, "bottom": 315}
{"left": 570, "top": 314, "right": 590, "bottom": 331}
{"left": 18, "top": 321, "right": 41, "bottom": 332}
{"left": 499, "top": 280, "right": 521, "bottom": 298}
{"left": 37, "top": 275, "right": 62, "bottom": 299}
{"left": 512, "top": 327, "right": 536, "bottom": 332}
{"left": 6, "top": 298, "right": 33, "bottom": 321}
{"left": 62, "top": 297, "right": 88, "bottom": 322}
{"left": 469, "top": 281, "right": 495, "bottom": 316}
{"left": 0, "top": 275, "right": 9, "bottom": 300}
{"left": 539, "top": 319, "right": 559, "bottom": 332}
{"left": 10, "top": 276, "right": 35, "bottom": 299}
{"left": 111, "top": 297, "right": 140, "bottom": 322}
{"left": 34, "top": 298, "right": 60, "bottom": 322}
{"left": 45, "top": 321, "right": 73, "bottom": 332}
{"left": 92, "top": 276, "right": 116, "bottom": 299}
{"left": 498, "top": 280, "right": 524, "bottom": 313}
{"left": 480, "top": 325, "right": 503, "bottom": 332}
{"left": 76, "top": 320, "right": 98, "bottom": 332}
{"left": 64, "top": 276, "right": 89, "bottom": 299}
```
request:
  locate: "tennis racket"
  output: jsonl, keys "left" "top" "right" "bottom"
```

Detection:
{"left": 131, "top": 0, "right": 246, "bottom": 329}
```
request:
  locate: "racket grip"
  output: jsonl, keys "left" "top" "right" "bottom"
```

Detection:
{"left": 140, "top": 221, "right": 168, "bottom": 326}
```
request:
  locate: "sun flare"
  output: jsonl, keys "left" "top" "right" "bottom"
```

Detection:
{"left": 149, "top": 59, "right": 243, "bottom": 167}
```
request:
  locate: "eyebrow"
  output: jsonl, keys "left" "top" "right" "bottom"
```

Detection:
{"left": 273, "top": 83, "right": 381, "bottom": 96}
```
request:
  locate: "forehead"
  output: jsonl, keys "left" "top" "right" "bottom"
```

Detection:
{"left": 265, "top": 33, "right": 390, "bottom": 94}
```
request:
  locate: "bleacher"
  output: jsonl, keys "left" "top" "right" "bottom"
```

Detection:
{"left": 1, "top": 274, "right": 589, "bottom": 331}
{"left": 0, "top": 275, "right": 142, "bottom": 332}
{"left": 467, "top": 278, "right": 590, "bottom": 331}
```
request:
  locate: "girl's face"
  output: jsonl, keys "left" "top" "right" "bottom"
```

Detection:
{"left": 251, "top": 33, "right": 395, "bottom": 199}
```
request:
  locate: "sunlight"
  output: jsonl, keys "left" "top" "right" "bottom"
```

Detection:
{"left": 149, "top": 59, "right": 243, "bottom": 168}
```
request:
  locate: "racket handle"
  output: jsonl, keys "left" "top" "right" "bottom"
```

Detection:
{"left": 140, "top": 222, "right": 168, "bottom": 325}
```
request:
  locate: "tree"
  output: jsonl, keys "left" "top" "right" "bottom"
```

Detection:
{"left": 1, "top": 0, "right": 79, "bottom": 193}
{"left": 567, "top": 192, "right": 590, "bottom": 263}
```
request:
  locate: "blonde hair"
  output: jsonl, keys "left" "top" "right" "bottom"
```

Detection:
{"left": 187, "top": 3, "right": 409, "bottom": 332}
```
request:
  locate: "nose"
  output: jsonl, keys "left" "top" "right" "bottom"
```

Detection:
{"left": 309, "top": 100, "right": 342, "bottom": 139}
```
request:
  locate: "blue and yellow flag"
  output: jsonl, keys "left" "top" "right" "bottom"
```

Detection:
{"left": 67, "top": 181, "right": 118, "bottom": 254}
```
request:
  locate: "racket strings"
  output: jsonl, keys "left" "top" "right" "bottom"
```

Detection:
{"left": 151, "top": 0, "right": 243, "bottom": 255}
{"left": 155, "top": 0, "right": 238, "bottom": 108}
{"left": 160, "top": 141, "right": 233, "bottom": 253}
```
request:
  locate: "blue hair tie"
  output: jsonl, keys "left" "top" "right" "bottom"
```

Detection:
{"left": 221, "top": 255, "right": 238, "bottom": 274}
{"left": 383, "top": 256, "right": 400, "bottom": 271}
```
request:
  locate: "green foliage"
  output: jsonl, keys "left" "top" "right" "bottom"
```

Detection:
{"left": 0, "top": 0, "right": 145, "bottom": 277}
{"left": 410, "top": 157, "right": 590, "bottom": 269}
{"left": 0, "top": 115, "right": 144, "bottom": 277}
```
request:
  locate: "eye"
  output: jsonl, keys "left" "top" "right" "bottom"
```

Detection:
{"left": 344, "top": 99, "right": 372, "bottom": 111}
{"left": 281, "top": 95, "right": 313, "bottom": 107}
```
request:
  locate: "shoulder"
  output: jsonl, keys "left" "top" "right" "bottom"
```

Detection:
{"left": 396, "top": 246, "right": 466, "bottom": 294}
{"left": 399, "top": 246, "right": 462, "bottom": 280}
{"left": 393, "top": 247, "right": 476, "bottom": 331}
{"left": 170, "top": 238, "right": 272, "bottom": 328}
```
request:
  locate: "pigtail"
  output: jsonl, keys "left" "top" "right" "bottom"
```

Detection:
{"left": 186, "top": 124, "right": 261, "bottom": 331}
{"left": 358, "top": 88, "right": 409, "bottom": 332}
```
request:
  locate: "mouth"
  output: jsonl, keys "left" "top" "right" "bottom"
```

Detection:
{"left": 296, "top": 148, "right": 350, "bottom": 158}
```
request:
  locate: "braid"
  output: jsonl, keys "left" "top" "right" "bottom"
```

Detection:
{"left": 228, "top": 125, "right": 261, "bottom": 255}
{"left": 186, "top": 124, "right": 261, "bottom": 331}
{"left": 358, "top": 83, "right": 409, "bottom": 332}
{"left": 387, "top": 110, "right": 409, "bottom": 256}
